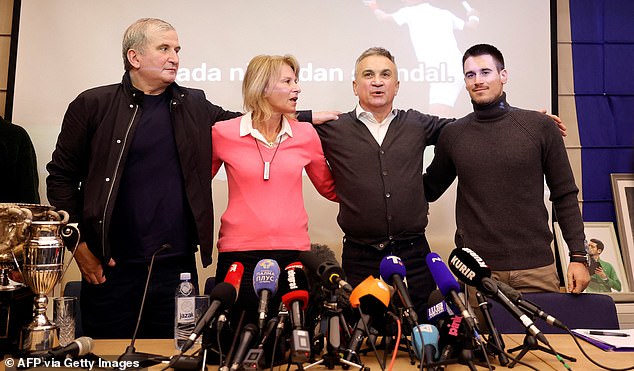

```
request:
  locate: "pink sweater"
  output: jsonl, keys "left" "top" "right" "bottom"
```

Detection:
{"left": 212, "top": 116, "right": 337, "bottom": 252}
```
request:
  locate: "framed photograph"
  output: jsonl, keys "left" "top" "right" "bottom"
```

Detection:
{"left": 611, "top": 173, "right": 634, "bottom": 286}
{"left": 555, "top": 222, "right": 630, "bottom": 293}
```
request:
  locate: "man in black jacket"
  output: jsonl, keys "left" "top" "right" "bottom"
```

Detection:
{"left": 47, "top": 18, "right": 244, "bottom": 339}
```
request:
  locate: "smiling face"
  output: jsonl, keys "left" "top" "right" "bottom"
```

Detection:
{"left": 353, "top": 54, "right": 400, "bottom": 116}
{"left": 265, "top": 63, "right": 301, "bottom": 115}
{"left": 127, "top": 28, "right": 180, "bottom": 95}
{"left": 463, "top": 54, "right": 507, "bottom": 105}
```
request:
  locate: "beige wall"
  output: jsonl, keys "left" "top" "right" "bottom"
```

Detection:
{"left": 0, "top": 0, "right": 14, "bottom": 117}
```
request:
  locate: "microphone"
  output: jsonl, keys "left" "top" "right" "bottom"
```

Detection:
{"left": 242, "top": 317, "right": 279, "bottom": 370}
{"left": 118, "top": 244, "right": 171, "bottom": 367}
{"left": 345, "top": 276, "right": 391, "bottom": 364}
{"left": 253, "top": 259, "right": 280, "bottom": 331}
{"left": 224, "top": 262, "right": 244, "bottom": 297}
{"left": 476, "top": 290, "right": 509, "bottom": 366}
{"left": 495, "top": 281, "right": 567, "bottom": 330}
{"left": 447, "top": 248, "right": 548, "bottom": 344}
{"left": 437, "top": 313, "right": 470, "bottom": 363}
{"left": 49, "top": 337, "right": 94, "bottom": 358}
{"left": 279, "top": 262, "right": 310, "bottom": 330}
{"left": 379, "top": 255, "right": 418, "bottom": 325}
{"left": 426, "top": 289, "right": 455, "bottom": 326}
{"left": 180, "top": 265, "right": 242, "bottom": 353}
{"left": 425, "top": 252, "right": 478, "bottom": 334}
{"left": 299, "top": 250, "right": 353, "bottom": 293}
{"left": 228, "top": 323, "right": 258, "bottom": 371}
{"left": 278, "top": 262, "right": 311, "bottom": 363}
{"left": 412, "top": 324, "right": 439, "bottom": 362}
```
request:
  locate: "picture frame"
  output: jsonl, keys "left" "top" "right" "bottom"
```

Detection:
{"left": 611, "top": 173, "right": 634, "bottom": 286}
{"left": 555, "top": 222, "right": 630, "bottom": 293}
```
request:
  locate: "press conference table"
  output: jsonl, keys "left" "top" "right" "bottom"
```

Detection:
{"left": 4, "top": 335, "right": 633, "bottom": 370}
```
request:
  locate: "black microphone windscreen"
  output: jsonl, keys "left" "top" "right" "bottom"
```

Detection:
{"left": 210, "top": 282, "right": 237, "bottom": 305}
{"left": 447, "top": 247, "right": 492, "bottom": 288}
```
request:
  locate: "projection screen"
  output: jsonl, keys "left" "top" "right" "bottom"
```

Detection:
{"left": 13, "top": 0, "right": 552, "bottom": 273}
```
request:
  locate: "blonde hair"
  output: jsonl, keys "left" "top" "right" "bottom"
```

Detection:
{"left": 122, "top": 18, "right": 175, "bottom": 71}
{"left": 242, "top": 54, "right": 299, "bottom": 124}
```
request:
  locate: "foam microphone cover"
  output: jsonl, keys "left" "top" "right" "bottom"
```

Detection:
{"left": 210, "top": 282, "right": 238, "bottom": 306}
{"left": 426, "top": 252, "right": 461, "bottom": 297}
{"left": 412, "top": 324, "right": 439, "bottom": 361}
{"left": 447, "top": 248, "right": 492, "bottom": 289}
{"left": 253, "top": 259, "right": 280, "bottom": 296}
{"left": 426, "top": 289, "right": 455, "bottom": 324}
{"left": 437, "top": 314, "right": 469, "bottom": 356}
{"left": 224, "top": 262, "right": 245, "bottom": 296}
{"left": 379, "top": 255, "right": 406, "bottom": 285}
{"left": 279, "top": 262, "right": 310, "bottom": 310}
{"left": 349, "top": 276, "right": 391, "bottom": 310}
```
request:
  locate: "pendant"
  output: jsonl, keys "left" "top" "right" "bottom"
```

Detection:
{"left": 263, "top": 162, "right": 270, "bottom": 180}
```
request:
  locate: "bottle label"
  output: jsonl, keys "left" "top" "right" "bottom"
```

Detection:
{"left": 176, "top": 297, "right": 195, "bottom": 323}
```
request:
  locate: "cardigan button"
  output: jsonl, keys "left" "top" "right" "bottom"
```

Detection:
{"left": 385, "top": 193, "right": 391, "bottom": 198}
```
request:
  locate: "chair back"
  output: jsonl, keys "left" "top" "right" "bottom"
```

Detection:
{"left": 489, "top": 292, "right": 619, "bottom": 334}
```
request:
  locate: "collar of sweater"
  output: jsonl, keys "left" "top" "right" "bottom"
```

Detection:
{"left": 472, "top": 92, "right": 511, "bottom": 121}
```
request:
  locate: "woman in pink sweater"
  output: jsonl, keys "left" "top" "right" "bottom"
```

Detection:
{"left": 211, "top": 54, "right": 337, "bottom": 328}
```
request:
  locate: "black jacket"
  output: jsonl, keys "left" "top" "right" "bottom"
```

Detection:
{"left": 46, "top": 73, "right": 241, "bottom": 267}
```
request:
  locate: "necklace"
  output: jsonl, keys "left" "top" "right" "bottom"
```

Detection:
{"left": 254, "top": 136, "right": 282, "bottom": 180}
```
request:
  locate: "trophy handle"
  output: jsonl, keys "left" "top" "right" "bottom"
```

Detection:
{"left": 60, "top": 224, "right": 81, "bottom": 282}
{"left": 57, "top": 210, "right": 70, "bottom": 224}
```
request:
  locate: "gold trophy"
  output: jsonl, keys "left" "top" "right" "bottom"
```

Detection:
{"left": 18, "top": 208, "right": 79, "bottom": 354}
{"left": 0, "top": 204, "right": 32, "bottom": 290}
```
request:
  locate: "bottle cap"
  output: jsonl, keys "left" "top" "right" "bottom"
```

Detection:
{"left": 180, "top": 272, "right": 191, "bottom": 280}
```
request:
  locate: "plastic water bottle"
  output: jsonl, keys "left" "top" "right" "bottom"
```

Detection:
{"left": 174, "top": 272, "right": 196, "bottom": 350}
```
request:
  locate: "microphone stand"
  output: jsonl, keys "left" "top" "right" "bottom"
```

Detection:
{"left": 475, "top": 290, "right": 509, "bottom": 366}
{"left": 303, "top": 287, "right": 369, "bottom": 371}
{"left": 506, "top": 330, "right": 576, "bottom": 368}
{"left": 117, "top": 244, "right": 171, "bottom": 369}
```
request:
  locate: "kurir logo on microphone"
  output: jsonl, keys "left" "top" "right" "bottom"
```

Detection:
{"left": 462, "top": 247, "right": 488, "bottom": 268}
{"left": 449, "top": 255, "right": 476, "bottom": 282}
{"left": 229, "top": 263, "right": 239, "bottom": 272}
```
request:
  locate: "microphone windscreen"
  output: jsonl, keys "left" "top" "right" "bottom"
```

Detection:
{"left": 426, "top": 289, "right": 454, "bottom": 324}
{"left": 349, "top": 276, "right": 391, "bottom": 309}
{"left": 447, "top": 248, "right": 491, "bottom": 288}
{"left": 224, "top": 262, "right": 245, "bottom": 295}
{"left": 379, "top": 255, "right": 406, "bottom": 285}
{"left": 210, "top": 282, "right": 238, "bottom": 306}
{"left": 253, "top": 259, "right": 280, "bottom": 296}
{"left": 437, "top": 314, "right": 469, "bottom": 353}
{"left": 412, "top": 324, "right": 439, "bottom": 360}
{"left": 426, "top": 252, "right": 461, "bottom": 297}
{"left": 279, "top": 262, "right": 310, "bottom": 310}
{"left": 298, "top": 251, "right": 322, "bottom": 275}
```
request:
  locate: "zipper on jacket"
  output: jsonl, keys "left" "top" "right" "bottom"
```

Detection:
{"left": 100, "top": 104, "right": 139, "bottom": 258}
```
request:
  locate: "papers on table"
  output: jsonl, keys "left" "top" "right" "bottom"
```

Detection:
{"left": 572, "top": 329, "right": 634, "bottom": 352}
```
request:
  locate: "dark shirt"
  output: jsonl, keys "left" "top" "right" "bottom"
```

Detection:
{"left": 316, "top": 109, "right": 452, "bottom": 249}
{"left": 109, "top": 92, "right": 192, "bottom": 262}
{"left": 0, "top": 118, "right": 40, "bottom": 203}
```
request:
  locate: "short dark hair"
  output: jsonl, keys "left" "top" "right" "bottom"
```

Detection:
{"left": 590, "top": 238, "right": 605, "bottom": 252}
{"left": 462, "top": 43, "right": 505, "bottom": 71}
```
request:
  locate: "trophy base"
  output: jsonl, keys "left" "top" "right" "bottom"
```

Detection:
{"left": 19, "top": 322, "right": 59, "bottom": 354}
